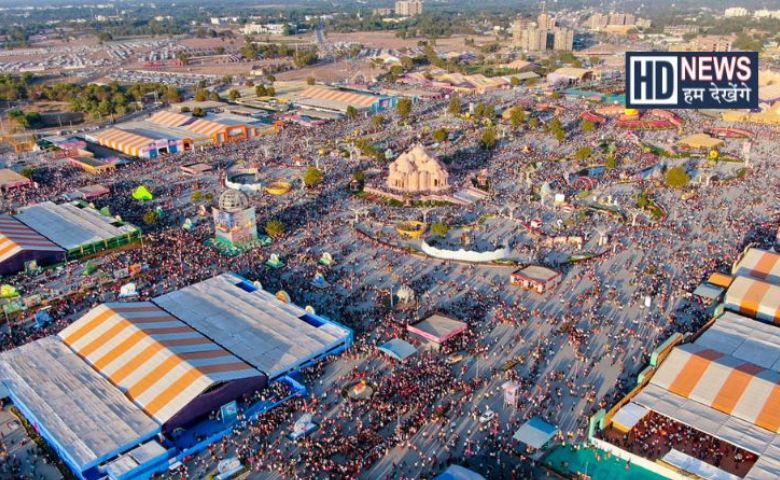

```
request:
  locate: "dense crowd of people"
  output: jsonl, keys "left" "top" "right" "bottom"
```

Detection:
{"left": 0, "top": 81, "right": 778, "bottom": 479}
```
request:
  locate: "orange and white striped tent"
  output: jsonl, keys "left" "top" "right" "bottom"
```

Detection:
{"left": 0, "top": 215, "right": 63, "bottom": 269}
{"left": 93, "top": 128, "right": 156, "bottom": 157}
{"left": 148, "top": 110, "right": 191, "bottom": 128}
{"left": 649, "top": 343, "right": 780, "bottom": 432}
{"left": 725, "top": 276, "right": 780, "bottom": 324}
{"left": 297, "top": 86, "right": 380, "bottom": 109}
{"left": 732, "top": 248, "right": 780, "bottom": 286}
{"left": 58, "top": 302, "right": 262, "bottom": 424}
{"left": 185, "top": 118, "right": 226, "bottom": 137}
{"left": 149, "top": 110, "right": 192, "bottom": 127}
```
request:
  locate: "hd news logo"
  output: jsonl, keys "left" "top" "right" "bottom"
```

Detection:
{"left": 626, "top": 52, "right": 758, "bottom": 109}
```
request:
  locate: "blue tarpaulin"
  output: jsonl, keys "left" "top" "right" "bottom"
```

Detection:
{"left": 435, "top": 465, "right": 485, "bottom": 480}
{"left": 513, "top": 417, "right": 559, "bottom": 449}
{"left": 378, "top": 338, "right": 417, "bottom": 361}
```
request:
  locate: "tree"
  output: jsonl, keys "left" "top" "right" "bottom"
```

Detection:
{"left": 528, "top": 117, "right": 539, "bottom": 129}
{"left": 180, "top": 106, "right": 191, "bottom": 113}
{"left": 510, "top": 76, "right": 521, "bottom": 87}
{"left": 265, "top": 220, "right": 285, "bottom": 238}
{"left": 194, "top": 89, "right": 208, "bottom": 102}
{"left": 635, "top": 192, "right": 650, "bottom": 209}
{"left": 255, "top": 85, "right": 268, "bottom": 97}
{"left": 240, "top": 42, "right": 258, "bottom": 60}
{"left": 581, "top": 119, "right": 595, "bottom": 133}
{"left": 175, "top": 51, "right": 190, "bottom": 65}
{"left": 352, "top": 170, "right": 365, "bottom": 183}
{"left": 208, "top": 91, "right": 221, "bottom": 102}
{"left": 19, "top": 167, "right": 34, "bottom": 179}
{"left": 547, "top": 116, "right": 565, "bottom": 143}
{"left": 574, "top": 146, "right": 592, "bottom": 161}
{"left": 447, "top": 95, "right": 461, "bottom": 115}
{"left": 143, "top": 210, "right": 160, "bottom": 225}
{"left": 396, "top": 97, "right": 413, "bottom": 122}
{"left": 509, "top": 107, "right": 526, "bottom": 129}
{"left": 480, "top": 127, "right": 497, "bottom": 150}
{"left": 228, "top": 89, "right": 240, "bottom": 101}
{"left": 605, "top": 153, "right": 618, "bottom": 169}
{"left": 665, "top": 166, "right": 690, "bottom": 189}
{"left": 306, "top": 76, "right": 316, "bottom": 85}
{"left": 266, "top": 87, "right": 275, "bottom": 97}
{"left": 303, "top": 166, "right": 323, "bottom": 187}
{"left": 371, "top": 115, "right": 385, "bottom": 131}
{"left": 192, "top": 107, "right": 206, "bottom": 117}
{"left": 430, "top": 222, "right": 449, "bottom": 237}
{"left": 164, "top": 86, "right": 182, "bottom": 103}
{"left": 551, "top": 91, "right": 561, "bottom": 100}
{"left": 345, "top": 105, "right": 358, "bottom": 120}
{"left": 433, "top": 127, "right": 448, "bottom": 143}
{"left": 190, "top": 190, "right": 204, "bottom": 203}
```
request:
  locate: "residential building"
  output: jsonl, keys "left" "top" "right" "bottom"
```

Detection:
{"left": 755, "top": 9, "right": 780, "bottom": 19}
{"left": 664, "top": 25, "right": 700, "bottom": 36}
{"left": 537, "top": 12, "right": 555, "bottom": 29}
{"left": 511, "top": 17, "right": 533, "bottom": 46}
{"left": 724, "top": 7, "right": 749, "bottom": 17}
{"left": 240, "top": 23, "right": 288, "bottom": 35}
{"left": 553, "top": 28, "right": 573, "bottom": 51}
{"left": 520, "top": 27, "right": 551, "bottom": 52}
{"left": 395, "top": 0, "right": 423, "bottom": 17}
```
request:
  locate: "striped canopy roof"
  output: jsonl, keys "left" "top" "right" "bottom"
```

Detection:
{"left": 94, "top": 128, "right": 156, "bottom": 155}
{"left": 298, "top": 86, "right": 380, "bottom": 108}
{"left": 650, "top": 343, "right": 780, "bottom": 433}
{"left": 59, "top": 302, "right": 262, "bottom": 424}
{"left": 725, "top": 276, "right": 780, "bottom": 324}
{"left": 185, "top": 118, "right": 226, "bottom": 136}
{"left": 148, "top": 110, "right": 191, "bottom": 128}
{"left": 733, "top": 248, "right": 780, "bottom": 286}
{"left": 0, "top": 214, "right": 63, "bottom": 264}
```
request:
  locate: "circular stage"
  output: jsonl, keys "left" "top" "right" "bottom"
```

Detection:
{"left": 265, "top": 181, "right": 292, "bottom": 196}
{"left": 225, "top": 168, "right": 263, "bottom": 193}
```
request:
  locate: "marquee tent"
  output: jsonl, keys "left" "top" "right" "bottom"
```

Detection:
{"left": 512, "top": 417, "right": 559, "bottom": 449}
{"left": 152, "top": 273, "right": 352, "bottom": 379}
{"left": 407, "top": 314, "right": 467, "bottom": 344}
{"left": 0, "top": 169, "right": 31, "bottom": 190}
{"left": 378, "top": 339, "right": 417, "bottom": 361}
{"left": 732, "top": 248, "right": 780, "bottom": 286}
{"left": 661, "top": 450, "right": 741, "bottom": 480}
{"left": 724, "top": 276, "right": 780, "bottom": 324}
{"left": 611, "top": 402, "right": 650, "bottom": 433}
{"left": 14, "top": 201, "right": 140, "bottom": 256}
{"left": 648, "top": 343, "right": 780, "bottom": 432}
{"left": 435, "top": 465, "right": 486, "bottom": 480}
{"left": 0, "top": 214, "right": 65, "bottom": 276}
{"left": 0, "top": 337, "right": 161, "bottom": 475}
{"left": 58, "top": 302, "right": 265, "bottom": 427}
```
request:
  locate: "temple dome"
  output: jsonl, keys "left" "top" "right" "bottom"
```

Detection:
{"left": 218, "top": 188, "right": 250, "bottom": 212}
{"left": 387, "top": 144, "right": 449, "bottom": 193}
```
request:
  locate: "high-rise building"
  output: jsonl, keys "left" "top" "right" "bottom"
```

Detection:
{"left": 587, "top": 13, "right": 609, "bottom": 30}
{"left": 511, "top": 17, "right": 533, "bottom": 46}
{"left": 520, "top": 27, "right": 551, "bottom": 52}
{"left": 395, "top": 0, "right": 423, "bottom": 16}
{"left": 553, "top": 28, "right": 574, "bottom": 51}
{"left": 537, "top": 12, "right": 555, "bottom": 29}
{"left": 608, "top": 13, "right": 627, "bottom": 25}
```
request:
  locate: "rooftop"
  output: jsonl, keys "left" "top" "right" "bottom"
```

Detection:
{"left": 0, "top": 337, "right": 161, "bottom": 472}
{"left": 14, "top": 201, "right": 138, "bottom": 251}
{"left": 152, "top": 273, "right": 351, "bottom": 378}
